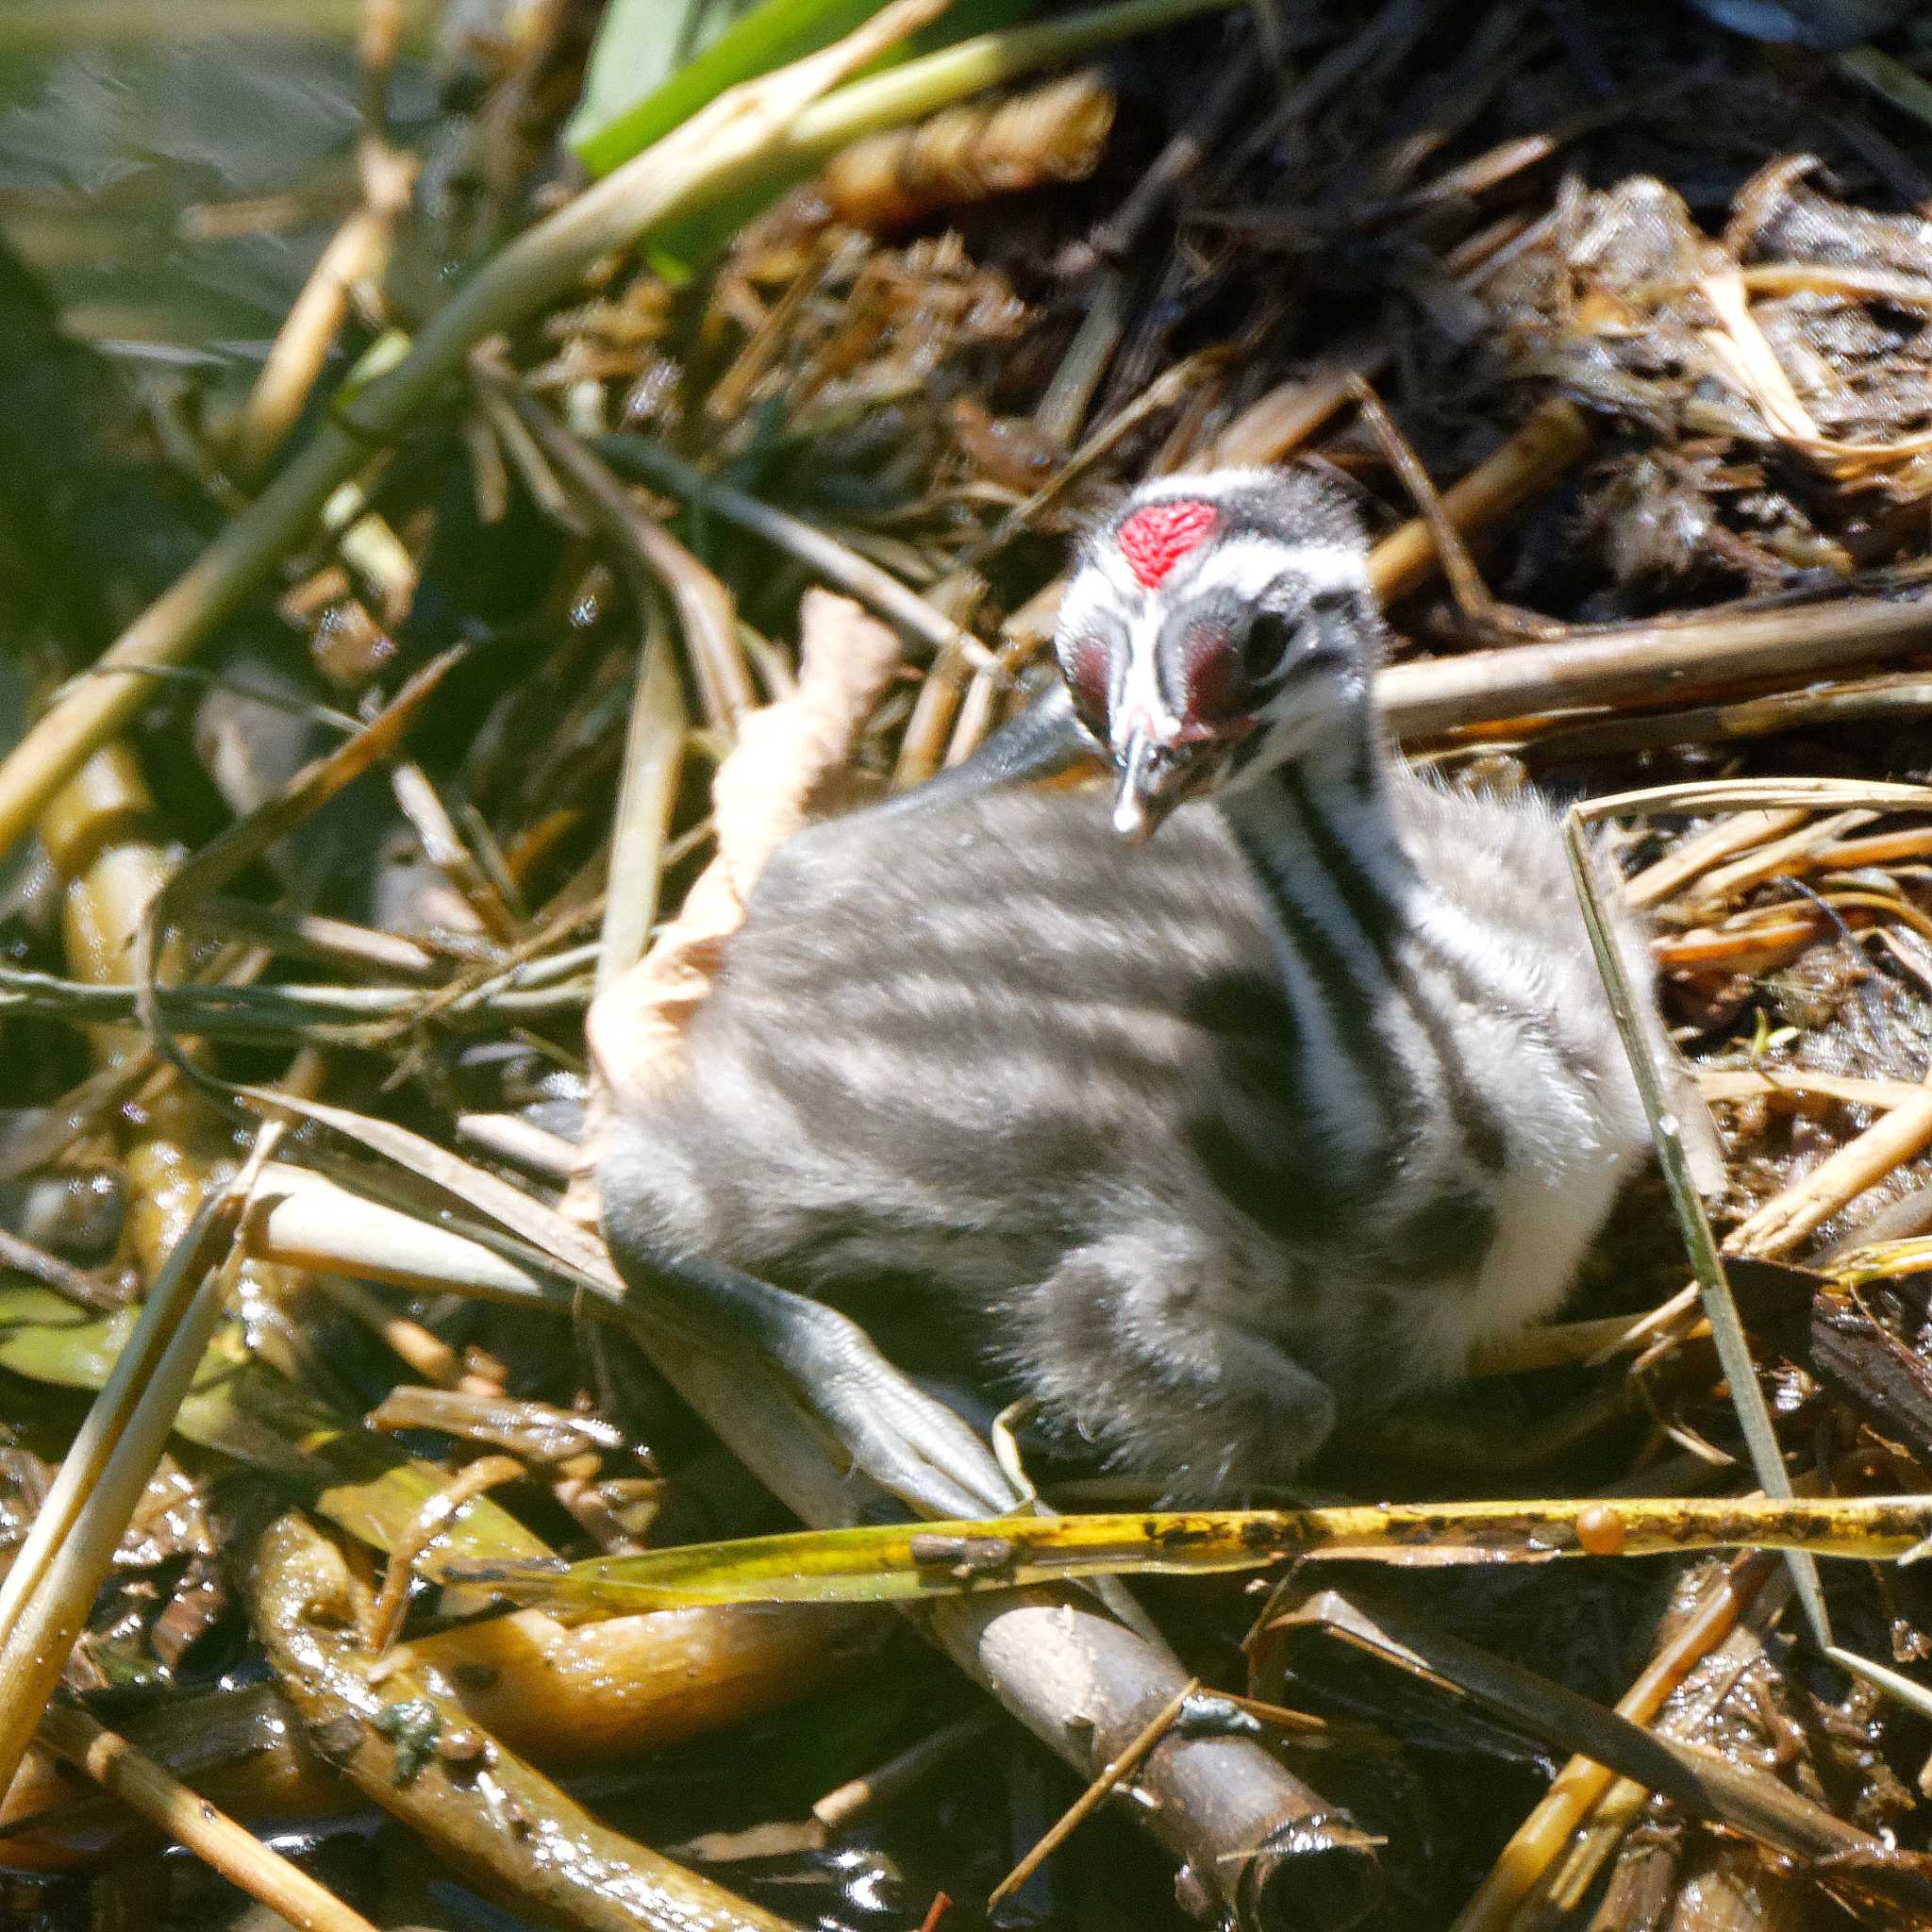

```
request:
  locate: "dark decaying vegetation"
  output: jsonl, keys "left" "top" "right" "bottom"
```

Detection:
{"left": 8, "top": 0, "right": 1932, "bottom": 1926}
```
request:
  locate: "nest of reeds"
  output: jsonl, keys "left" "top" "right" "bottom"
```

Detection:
{"left": 7, "top": 3, "right": 1932, "bottom": 1928}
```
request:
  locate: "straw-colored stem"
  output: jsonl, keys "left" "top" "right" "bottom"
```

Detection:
{"left": 228, "top": 174, "right": 410, "bottom": 478}
{"left": 1450, "top": 1557, "right": 1771, "bottom": 1932}
{"left": 600, "top": 600, "right": 688, "bottom": 992}
{"left": 1724, "top": 1082, "right": 1932, "bottom": 1260}
{"left": 0, "top": 1202, "right": 238, "bottom": 1795}
{"left": 1624, "top": 808, "right": 1811, "bottom": 909}
{"left": 988, "top": 1677, "right": 1197, "bottom": 1907}
{"left": 1386, "top": 589, "right": 1932, "bottom": 741}
{"left": 38, "top": 1701, "right": 382, "bottom": 1932}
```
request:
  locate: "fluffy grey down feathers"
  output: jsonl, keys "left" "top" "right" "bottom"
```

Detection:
{"left": 601, "top": 764, "right": 1649, "bottom": 1495}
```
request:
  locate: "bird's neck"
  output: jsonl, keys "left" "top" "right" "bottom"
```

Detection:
{"left": 1213, "top": 712, "right": 1418, "bottom": 936}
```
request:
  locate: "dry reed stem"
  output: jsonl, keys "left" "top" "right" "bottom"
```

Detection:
{"left": 1200, "top": 346, "right": 1391, "bottom": 467}
{"left": 480, "top": 391, "right": 694, "bottom": 998}
{"left": 1701, "top": 269, "right": 1932, "bottom": 479}
{"left": 1303, "top": 1583, "right": 1932, "bottom": 1919}
{"left": 1466, "top": 1295, "right": 1702, "bottom": 1376}
{"left": 1374, "top": 400, "right": 1591, "bottom": 604}
{"left": 1724, "top": 1080, "right": 1932, "bottom": 1259}
{"left": 820, "top": 68, "right": 1115, "bottom": 229}
{"left": 498, "top": 376, "right": 758, "bottom": 738}
{"left": 1527, "top": 1571, "right": 1802, "bottom": 1923}
{"left": 588, "top": 591, "right": 902, "bottom": 1114}
{"left": 1624, "top": 808, "right": 1811, "bottom": 910}
{"left": 1695, "top": 1067, "right": 1930, "bottom": 1111}
{"left": 0, "top": 1204, "right": 240, "bottom": 1797}
{"left": 1518, "top": 673, "right": 1932, "bottom": 763}
{"left": 1381, "top": 591, "right": 1932, "bottom": 740}
{"left": 1451, "top": 1557, "right": 1773, "bottom": 1932}
{"left": 228, "top": 147, "right": 417, "bottom": 478}
{"left": 245, "top": 1162, "right": 573, "bottom": 1306}
{"left": 368, "top": 1454, "right": 526, "bottom": 1652}
{"left": 1652, "top": 913, "right": 1834, "bottom": 975}
{"left": 1683, "top": 808, "right": 1879, "bottom": 911}
{"left": 810, "top": 1713, "right": 995, "bottom": 1833}
{"left": 38, "top": 1702, "right": 382, "bottom": 1932}
{"left": 987, "top": 1676, "right": 1199, "bottom": 1908}
{"left": 455, "top": 1111, "right": 581, "bottom": 1181}
{"left": 315, "top": 1274, "right": 466, "bottom": 1388}
{"left": 598, "top": 436, "right": 995, "bottom": 668}
{"left": 892, "top": 640, "right": 974, "bottom": 790}
{"left": 1817, "top": 825, "right": 1932, "bottom": 869}
{"left": 391, "top": 761, "right": 520, "bottom": 941}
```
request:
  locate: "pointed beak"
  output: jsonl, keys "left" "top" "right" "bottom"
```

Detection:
{"left": 1109, "top": 727, "right": 1208, "bottom": 844}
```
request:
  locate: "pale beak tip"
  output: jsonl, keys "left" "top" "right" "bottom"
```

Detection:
{"left": 1111, "top": 792, "right": 1155, "bottom": 843}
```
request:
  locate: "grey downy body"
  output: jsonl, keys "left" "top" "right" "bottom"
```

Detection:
{"left": 601, "top": 743, "right": 1648, "bottom": 1497}
{"left": 601, "top": 470, "right": 1651, "bottom": 1497}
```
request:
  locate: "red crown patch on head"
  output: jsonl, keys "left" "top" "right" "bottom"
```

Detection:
{"left": 1116, "top": 498, "right": 1218, "bottom": 589}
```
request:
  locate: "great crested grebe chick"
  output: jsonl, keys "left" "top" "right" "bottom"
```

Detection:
{"left": 600, "top": 469, "right": 1651, "bottom": 1495}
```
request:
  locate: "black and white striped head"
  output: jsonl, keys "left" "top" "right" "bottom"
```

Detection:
{"left": 1054, "top": 469, "right": 1382, "bottom": 841}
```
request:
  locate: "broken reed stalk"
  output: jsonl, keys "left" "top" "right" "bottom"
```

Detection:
{"left": 1568, "top": 782, "right": 1855, "bottom": 1650}
{"left": 598, "top": 602, "right": 686, "bottom": 991}
{"left": 987, "top": 1676, "right": 1199, "bottom": 1907}
{"left": 37, "top": 1701, "right": 383, "bottom": 1932}
{"left": 598, "top": 435, "right": 992, "bottom": 665}
{"left": 810, "top": 1712, "right": 997, "bottom": 1833}
{"left": 1695, "top": 1067, "right": 1930, "bottom": 1112}
{"left": 1522, "top": 673, "right": 1932, "bottom": 764}
{"left": 1524, "top": 1568, "right": 1803, "bottom": 1924}
{"left": 466, "top": 385, "right": 695, "bottom": 994}
{"left": 1383, "top": 589, "right": 1932, "bottom": 739}
{"left": 1283, "top": 1587, "right": 1932, "bottom": 1922}
{"left": 1368, "top": 396, "right": 1590, "bottom": 606}
{"left": 1623, "top": 808, "right": 1812, "bottom": 909}
{"left": 1724, "top": 1081, "right": 1932, "bottom": 1259}
{"left": 227, "top": 146, "right": 416, "bottom": 479}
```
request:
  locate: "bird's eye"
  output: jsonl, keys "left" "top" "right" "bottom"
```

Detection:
{"left": 1060, "top": 637, "right": 1115, "bottom": 739}
{"left": 1243, "top": 612, "right": 1296, "bottom": 688}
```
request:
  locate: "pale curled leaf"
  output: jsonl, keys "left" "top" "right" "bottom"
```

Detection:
{"left": 588, "top": 590, "right": 902, "bottom": 1114}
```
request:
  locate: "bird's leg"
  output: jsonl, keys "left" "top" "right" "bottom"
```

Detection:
{"left": 608, "top": 1232, "right": 1022, "bottom": 1520}
{"left": 1008, "top": 1229, "right": 1338, "bottom": 1497}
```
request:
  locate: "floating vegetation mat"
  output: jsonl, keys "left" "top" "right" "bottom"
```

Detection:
{"left": 6, "top": 3, "right": 1932, "bottom": 1928}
